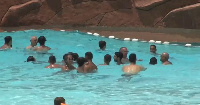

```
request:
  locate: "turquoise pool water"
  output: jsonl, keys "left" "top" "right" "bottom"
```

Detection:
{"left": 0, "top": 30, "right": 200, "bottom": 105}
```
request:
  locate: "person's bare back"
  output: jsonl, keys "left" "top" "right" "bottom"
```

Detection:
{"left": 123, "top": 65, "right": 146, "bottom": 75}
{"left": 34, "top": 46, "right": 51, "bottom": 52}
{"left": 45, "top": 64, "right": 62, "bottom": 68}
{"left": 84, "top": 61, "right": 97, "bottom": 73}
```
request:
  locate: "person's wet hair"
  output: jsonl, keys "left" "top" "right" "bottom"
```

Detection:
{"left": 104, "top": 54, "right": 111, "bottom": 63}
{"left": 85, "top": 52, "right": 93, "bottom": 60}
{"left": 99, "top": 41, "right": 106, "bottom": 49}
{"left": 49, "top": 55, "right": 56, "bottom": 64}
{"left": 129, "top": 53, "right": 136, "bottom": 63}
{"left": 150, "top": 45, "right": 156, "bottom": 49}
{"left": 27, "top": 56, "right": 36, "bottom": 62}
{"left": 38, "top": 36, "right": 46, "bottom": 45}
{"left": 54, "top": 97, "right": 65, "bottom": 105}
{"left": 115, "top": 52, "right": 123, "bottom": 60}
{"left": 149, "top": 57, "right": 157, "bottom": 65}
{"left": 4, "top": 36, "right": 12, "bottom": 44}
{"left": 77, "top": 57, "right": 87, "bottom": 67}
{"left": 72, "top": 53, "right": 79, "bottom": 61}
{"left": 119, "top": 47, "right": 127, "bottom": 52}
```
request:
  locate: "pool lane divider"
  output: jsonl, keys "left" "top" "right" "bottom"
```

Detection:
{"left": 85, "top": 32, "right": 193, "bottom": 47}
{"left": 185, "top": 44, "right": 192, "bottom": 47}
{"left": 124, "top": 38, "right": 131, "bottom": 41}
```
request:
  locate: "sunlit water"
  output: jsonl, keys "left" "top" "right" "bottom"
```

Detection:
{"left": 0, "top": 30, "right": 200, "bottom": 105}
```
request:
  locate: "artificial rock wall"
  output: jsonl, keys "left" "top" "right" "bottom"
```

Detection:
{"left": 0, "top": 0, "right": 200, "bottom": 29}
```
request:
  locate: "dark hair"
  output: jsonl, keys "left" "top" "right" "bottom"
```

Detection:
{"left": 129, "top": 53, "right": 136, "bottom": 63}
{"left": 85, "top": 52, "right": 93, "bottom": 60}
{"left": 27, "top": 56, "right": 36, "bottom": 62}
{"left": 150, "top": 45, "right": 156, "bottom": 49}
{"left": 104, "top": 54, "right": 111, "bottom": 62}
{"left": 99, "top": 41, "right": 106, "bottom": 49}
{"left": 72, "top": 53, "right": 79, "bottom": 61}
{"left": 38, "top": 36, "right": 46, "bottom": 45}
{"left": 77, "top": 57, "right": 87, "bottom": 67}
{"left": 149, "top": 57, "right": 157, "bottom": 65}
{"left": 63, "top": 54, "right": 68, "bottom": 60}
{"left": 49, "top": 55, "right": 56, "bottom": 64}
{"left": 4, "top": 36, "right": 12, "bottom": 44}
{"left": 115, "top": 52, "right": 123, "bottom": 60}
{"left": 54, "top": 97, "right": 65, "bottom": 105}
{"left": 119, "top": 47, "right": 127, "bottom": 52}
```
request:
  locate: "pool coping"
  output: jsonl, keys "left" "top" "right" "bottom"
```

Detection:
{"left": 1, "top": 25, "right": 200, "bottom": 46}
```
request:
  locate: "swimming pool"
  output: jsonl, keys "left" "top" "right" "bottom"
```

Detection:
{"left": 0, "top": 30, "right": 200, "bottom": 105}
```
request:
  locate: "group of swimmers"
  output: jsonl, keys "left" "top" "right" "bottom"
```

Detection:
{"left": 1, "top": 35, "right": 172, "bottom": 75}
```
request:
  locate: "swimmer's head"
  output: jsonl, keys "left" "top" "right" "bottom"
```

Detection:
{"left": 150, "top": 45, "right": 157, "bottom": 53}
{"left": 27, "top": 56, "right": 36, "bottom": 62}
{"left": 77, "top": 57, "right": 87, "bottom": 67}
{"left": 85, "top": 52, "right": 93, "bottom": 61}
{"left": 30, "top": 36, "right": 37, "bottom": 46}
{"left": 104, "top": 54, "right": 111, "bottom": 63}
{"left": 149, "top": 57, "right": 157, "bottom": 65}
{"left": 160, "top": 52, "right": 169, "bottom": 62}
{"left": 63, "top": 54, "right": 73, "bottom": 64}
{"left": 49, "top": 55, "right": 56, "bottom": 64}
{"left": 119, "top": 47, "right": 128, "bottom": 58}
{"left": 72, "top": 53, "right": 79, "bottom": 61}
{"left": 54, "top": 97, "right": 65, "bottom": 105}
{"left": 114, "top": 52, "right": 123, "bottom": 62}
{"left": 129, "top": 53, "right": 136, "bottom": 63}
{"left": 4, "top": 36, "right": 12, "bottom": 46}
{"left": 99, "top": 41, "right": 106, "bottom": 50}
{"left": 38, "top": 36, "right": 46, "bottom": 45}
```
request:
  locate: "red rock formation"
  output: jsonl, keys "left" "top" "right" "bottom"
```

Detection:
{"left": 160, "top": 3, "right": 200, "bottom": 29}
{"left": 1, "top": 0, "right": 41, "bottom": 27}
{"left": 0, "top": 0, "right": 200, "bottom": 29}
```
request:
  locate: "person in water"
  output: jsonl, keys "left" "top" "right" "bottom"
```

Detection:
{"left": 99, "top": 54, "right": 111, "bottom": 66}
{"left": 0, "top": 36, "right": 12, "bottom": 49}
{"left": 119, "top": 47, "right": 129, "bottom": 64}
{"left": 45, "top": 55, "right": 62, "bottom": 68}
{"left": 114, "top": 52, "right": 123, "bottom": 65}
{"left": 76, "top": 57, "right": 87, "bottom": 73}
{"left": 160, "top": 52, "right": 172, "bottom": 65}
{"left": 84, "top": 52, "right": 97, "bottom": 73}
{"left": 62, "top": 53, "right": 76, "bottom": 71}
{"left": 149, "top": 57, "right": 157, "bottom": 65}
{"left": 150, "top": 45, "right": 157, "bottom": 54}
{"left": 72, "top": 53, "right": 79, "bottom": 62}
{"left": 54, "top": 97, "right": 68, "bottom": 105}
{"left": 123, "top": 53, "right": 146, "bottom": 75}
{"left": 99, "top": 41, "right": 106, "bottom": 51}
{"left": 26, "top": 36, "right": 37, "bottom": 50}
{"left": 33, "top": 36, "right": 51, "bottom": 52}
{"left": 27, "top": 56, "right": 36, "bottom": 62}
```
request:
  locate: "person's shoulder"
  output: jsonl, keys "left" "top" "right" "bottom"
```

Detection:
{"left": 45, "top": 65, "right": 50, "bottom": 68}
{"left": 137, "top": 65, "right": 146, "bottom": 71}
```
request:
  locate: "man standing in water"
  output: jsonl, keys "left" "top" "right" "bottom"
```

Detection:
{"left": 26, "top": 36, "right": 37, "bottom": 50}
{"left": 0, "top": 36, "right": 12, "bottom": 49}
{"left": 33, "top": 36, "right": 51, "bottom": 52}
{"left": 123, "top": 53, "right": 146, "bottom": 75}
{"left": 84, "top": 52, "right": 97, "bottom": 73}
{"left": 119, "top": 47, "right": 129, "bottom": 64}
{"left": 160, "top": 52, "right": 172, "bottom": 65}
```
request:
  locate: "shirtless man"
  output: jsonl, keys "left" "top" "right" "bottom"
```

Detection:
{"left": 33, "top": 36, "right": 51, "bottom": 52}
{"left": 160, "top": 52, "right": 172, "bottom": 65}
{"left": 62, "top": 53, "right": 76, "bottom": 71}
{"left": 123, "top": 53, "right": 146, "bottom": 75}
{"left": 45, "top": 55, "right": 62, "bottom": 68}
{"left": 0, "top": 36, "right": 12, "bottom": 49}
{"left": 26, "top": 36, "right": 37, "bottom": 50}
{"left": 84, "top": 52, "right": 97, "bottom": 73}
{"left": 119, "top": 47, "right": 129, "bottom": 64}
{"left": 114, "top": 52, "right": 123, "bottom": 65}
{"left": 77, "top": 57, "right": 87, "bottom": 73}
{"left": 54, "top": 97, "right": 68, "bottom": 105}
